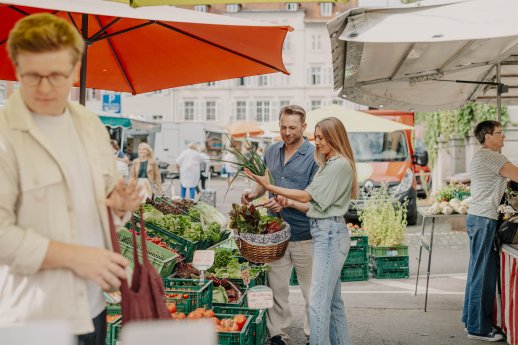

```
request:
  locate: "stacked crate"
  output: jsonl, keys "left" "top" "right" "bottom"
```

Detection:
{"left": 341, "top": 235, "right": 369, "bottom": 282}
{"left": 368, "top": 245, "right": 409, "bottom": 279}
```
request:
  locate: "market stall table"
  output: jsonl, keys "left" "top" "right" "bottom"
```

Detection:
{"left": 501, "top": 244, "right": 518, "bottom": 345}
{"left": 414, "top": 207, "right": 466, "bottom": 312}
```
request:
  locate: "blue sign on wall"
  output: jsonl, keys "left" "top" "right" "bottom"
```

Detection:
{"left": 102, "top": 93, "right": 121, "bottom": 113}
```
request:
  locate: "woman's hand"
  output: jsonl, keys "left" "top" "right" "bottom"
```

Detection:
{"left": 275, "top": 195, "right": 293, "bottom": 208}
{"left": 244, "top": 168, "right": 271, "bottom": 189}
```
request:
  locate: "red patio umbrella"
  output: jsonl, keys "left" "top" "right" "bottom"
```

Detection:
{"left": 0, "top": 0, "right": 291, "bottom": 103}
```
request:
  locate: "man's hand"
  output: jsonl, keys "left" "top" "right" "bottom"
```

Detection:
{"left": 241, "top": 189, "right": 256, "bottom": 205}
{"left": 276, "top": 196, "right": 293, "bottom": 208}
{"left": 106, "top": 179, "right": 143, "bottom": 217}
{"left": 68, "top": 245, "right": 129, "bottom": 292}
{"left": 264, "top": 197, "right": 283, "bottom": 213}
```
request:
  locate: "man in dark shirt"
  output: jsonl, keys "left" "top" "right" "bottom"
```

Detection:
{"left": 242, "top": 105, "right": 318, "bottom": 345}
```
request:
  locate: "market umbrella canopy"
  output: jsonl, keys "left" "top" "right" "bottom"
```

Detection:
{"left": 262, "top": 105, "right": 413, "bottom": 138}
{"left": 0, "top": 0, "right": 290, "bottom": 95}
{"left": 227, "top": 121, "right": 264, "bottom": 138}
{"left": 327, "top": 0, "right": 518, "bottom": 112}
{"left": 111, "top": 0, "right": 349, "bottom": 7}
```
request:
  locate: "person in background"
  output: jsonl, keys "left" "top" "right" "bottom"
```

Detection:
{"left": 176, "top": 143, "right": 204, "bottom": 200}
{"left": 111, "top": 139, "right": 129, "bottom": 180}
{"left": 129, "top": 143, "right": 163, "bottom": 198}
{"left": 198, "top": 147, "right": 210, "bottom": 192}
{"left": 246, "top": 116, "right": 358, "bottom": 345}
{"left": 241, "top": 105, "right": 318, "bottom": 345}
{"left": 463, "top": 120, "right": 518, "bottom": 342}
{"left": 0, "top": 13, "right": 142, "bottom": 345}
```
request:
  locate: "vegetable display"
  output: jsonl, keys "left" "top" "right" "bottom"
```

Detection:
{"left": 229, "top": 203, "right": 284, "bottom": 234}
{"left": 426, "top": 197, "right": 470, "bottom": 215}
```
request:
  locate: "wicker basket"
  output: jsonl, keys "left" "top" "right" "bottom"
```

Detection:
{"left": 234, "top": 223, "right": 291, "bottom": 264}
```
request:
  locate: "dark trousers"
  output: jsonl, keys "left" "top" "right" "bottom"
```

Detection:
{"left": 77, "top": 309, "right": 107, "bottom": 345}
{"left": 462, "top": 215, "right": 498, "bottom": 335}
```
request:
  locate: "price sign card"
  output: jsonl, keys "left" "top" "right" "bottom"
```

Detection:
{"left": 192, "top": 250, "right": 215, "bottom": 271}
{"left": 247, "top": 285, "right": 273, "bottom": 309}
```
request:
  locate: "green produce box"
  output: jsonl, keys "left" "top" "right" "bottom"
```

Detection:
{"left": 117, "top": 228, "right": 180, "bottom": 278}
{"left": 217, "top": 267, "right": 268, "bottom": 291}
{"left": 350, "top": 235, "right": 368, "bottom": 247}
{"left": 369, "top": 266, "right": 409, "bottom": 279}
{"left": 345, "top": 246, "right": 368, "bottom": 265}
{"left": 453, "top": 191, "right": 471, "bottom": 200}
{"left": 341, "top": 264, "right": 369, "bottom": 282}
{"left": 163, "top": 278, "right": 213, "bottom": 313}
{"left": 216, "top": 312, "right": 253, "bottom": 345}
{"left": 129, "top": 215, "right": 206, "bottom": 261}
{"left": 368, "top": 245, "right": 408, "bottom": 257}
{"left": 369, "top": 255, "right": 409, "bottom": 271}
{"left": 214, "top": 307, "right": 267, "bottom": 345}
{"left": 109, "top": 319, "right": 122, "bottom": 345}
{"left": 105, "top": 305, "right": 121, "bottom": 345}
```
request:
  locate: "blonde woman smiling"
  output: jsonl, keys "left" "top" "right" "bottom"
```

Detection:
{"left": 130, "top": 143, "right": 163, "bottom": 198}
{"left": 246, "top": 117, "right": 358, "bottom": 345}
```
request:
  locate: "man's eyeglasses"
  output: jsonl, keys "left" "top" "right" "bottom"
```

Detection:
{"left": 19, "top": 67, "right": 75, "bottom": 87}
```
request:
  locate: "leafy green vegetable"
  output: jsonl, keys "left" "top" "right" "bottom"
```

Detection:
{"left": 212, "top": 285, "right": 228, "bottom": 304}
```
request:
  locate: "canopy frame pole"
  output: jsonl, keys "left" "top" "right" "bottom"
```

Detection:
{"left": 496, "top": 63, "right": 502, "bottom": 122}
{"left": 79, "top": 13, "right": 89, "bottom": 106}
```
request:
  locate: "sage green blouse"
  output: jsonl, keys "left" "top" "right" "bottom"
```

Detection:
{"left": 305, "top": 156, "right": 352, "bottom": 219}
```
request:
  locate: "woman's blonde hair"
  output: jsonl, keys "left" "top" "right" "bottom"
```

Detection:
{"left": 7, "top": 13, "right": 85, "bottom": 65}
{"left": 138, "top": 143, "right": 154, "bottom": 160}
{"left": 314, "top": 117, "right": 359, "bottom": 199}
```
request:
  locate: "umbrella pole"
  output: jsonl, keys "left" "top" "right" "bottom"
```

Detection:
{"left": 496, "top": 63, "right": 502, "bottom": 123}
{"left": 79, "top": 14, "right": 88, "bottom": 106}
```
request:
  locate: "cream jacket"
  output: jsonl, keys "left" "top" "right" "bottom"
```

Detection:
{"left": 129, "top": 158, "right": 163, "bottom": 195}
{"left": 0, "top": 92, "right": 119, "bottom": 334}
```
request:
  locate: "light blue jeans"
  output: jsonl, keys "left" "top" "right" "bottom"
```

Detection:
{"left": 180, "top": 184, "right": 196, "bottom": 199}
{"left": 309, "top": 217, "right": 351, "bottom": 345}
{"left": 462, "top": 214, "right": 498, "bottom": 335}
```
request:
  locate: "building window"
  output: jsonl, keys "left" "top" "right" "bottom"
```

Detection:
{"left": 258, "top": 75, "right": 270, "bottom": 87}
{"left": 184, "top": 101, "right": 194, "bottom": 121}
{"left": 236, "top": 101, "right": 247, "bottom": 121}
{"left": 236, "top": 77, "right": 246, "bottom": 87}
{"left": 280, "top": 100, "right": 291, "bottom": 109}
{"left": 310, "top": 66, "right": 322, "bottom": 85}
{"left": 256, "top": 101, "right": 270, "bottom": 122}
{"left": 286, "top": 2, "right": 298, "bottom": 11}
{"left": 206, "top": 101, "right": 216, "bottom": 121}
{"left": 320, "top": 2, "right": 333, "bottom": 16}
{"left": 311, "top": 99, "right": 322, "bottom": 110}
{"left": 194, "top": 5, "right": 209, "bottom": 12}
{"left": 282, "top": 35, "right": 291, "bottom": 52}
{"left": 152, "top": 115, "right": 163, "bottom": 121}
{"left": 207, "top": 81, "right": 216, "bottom": 87}
{"left": 311, "top": 34, "right": 322, "bottom": 51}
{"left": 226, "top": 4, "right": 240, "bottom": 12}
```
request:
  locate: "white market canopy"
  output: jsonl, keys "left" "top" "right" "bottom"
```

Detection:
{"left": 327, "top": 0, "right": 518, "bottom": 112}
{"left": 262, "top": 105, "right": 413, "bottom": 138}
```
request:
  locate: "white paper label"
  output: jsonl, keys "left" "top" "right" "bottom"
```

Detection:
{"left": 351, "top": 240, "right": 357, "bottom": 247}
{"left": 192, "top": 250, "right": 215, "bottom": 271}
{"left": 247, "top": 285, "right": 273, "bottom": 309}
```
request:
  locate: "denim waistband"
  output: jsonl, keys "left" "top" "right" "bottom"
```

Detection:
{"left": 313, "top": 216, "right": 346, "bottom": 225}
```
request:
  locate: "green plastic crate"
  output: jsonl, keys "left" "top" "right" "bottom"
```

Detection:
{"left": 369, "top": 255, "right": 409, "bottom": 270}
{"left": 129, "top": 215, "right": 206, "bottom": 261}
{"left": 216, "top": 312, "right": 253, "bottom": 345}
{"left": 213, "top": 307, "right": 267, "bottom": 345}
{"left": 345, "top": 246, "right": 368, "bottom": 265}
{"left": 220, "top": 268, "right": 268, "bottom": 291}
{"left": 341, "top": 264, "right": 369, "bottom": 282}
{"left": 453, "top": 191, "right": 471, "bottom": 200}
{"left": 109, "top": 319, "right": 122, "bottom": 345}
{"left": 368, "top": 245, "right": 408, "bottom": 257}
{"left": 369, "top": 266, "right": 409, "bottom": 279}
{"left": 163, "top": 278, "right": 213, "bottom": 313}
{"left": 350, "top": 235, "right": 368, "bottom": 247}
{"left": 117, "top": 228, "right": 180, "bottom": 278}
{"left": 105, "top": 306, "right": 121, "bottom": 345}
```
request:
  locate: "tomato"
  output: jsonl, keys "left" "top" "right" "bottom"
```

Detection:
{"left": 195, "top": 308, "right": 206, "bottom": 313}
{"left": 233, "top": 314, "right": 247, "bottom": 330}
{"left": 183, "top": 294, "right": 190, "bottom": 299}
{"left": 230, "top": 321, "right": 241, "bottom": 332}
{"left": 166, "top": 302, "right": 176, "bottom": 314}
{"left": 211, "top": 317, "right": 221, "bottom": 326}
{"left": 188, "top": 311, "right": 203, "bottom": 320}
{"left": 203, "top": 309, "right": 215, "bottom": 318}
{"left": 175, "top": 312, "right": 186, "bottom": 320}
